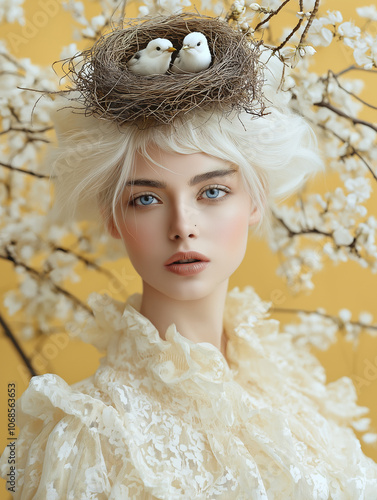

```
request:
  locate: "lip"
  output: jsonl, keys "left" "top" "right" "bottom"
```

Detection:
{"left": 164, "top": 251, "right": 210, "bottom": 276}
{"left": 164, "top": 251, "right": 210, "bottom": 267}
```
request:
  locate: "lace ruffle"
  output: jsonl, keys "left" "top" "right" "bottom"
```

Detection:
{"left": 1, "top": 287, "right": 376, "bottom": 499}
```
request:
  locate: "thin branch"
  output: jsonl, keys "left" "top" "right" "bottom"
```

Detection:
{"left": 53, "top": 246, "right": 105, "bottom": 272}
{"left": 274, "top": 214, "right": 332, "bottom": 238}
{"left": 325, "top": 70, "right": 377, "bottom": 110}
{"left": 0, "top": 52, "right": 24, "bottom": 71}
{"left": 273, "top": 16, "right": 304, "bottom": 53}
{"left": 254, "top": 0, "right": 293, "bottom": 31}
{"left": 52, "top": 246, "right": 128, "bottom": 290}
{"left": 298, "top": 0, "right": 320, "bottom": 46}
{"left": 314, "top": 100, "right": 377, "bottom": 133}
{"left": 273, "top": 215, "right": 361, "bottom": 258}
{"left": 0, "top": 71, "right": 20, "bottom": 78}
{"left": 0, "top": 162, "right": 49, "bottom": 179}
{"left": 0, "top": 251, "right": 93, "bottom": 314}
{"left": 271, "top": 306, "right": 377, "bottom": 332}
{"left": 315, "top": 122, "right": 377, "bottom": 182}
{"left": 8, "top": 105, "right": 21, "bottom": 123}
{"left": 0, "top": 126, "right": 53, "bottom": 136}
{"left": 351, "top": 149, "right": 377, "bottom": 182}
{"left": 334, "top": 64, "right": 377, "bottom": 78}
{"left": 0, "top": 313, "right": 37, "bottom": 378}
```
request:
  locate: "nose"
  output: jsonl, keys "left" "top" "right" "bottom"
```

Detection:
{"left": 168, "top": 202, "right": 199, "bottom": 241}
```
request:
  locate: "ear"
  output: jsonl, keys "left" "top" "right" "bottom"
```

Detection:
{"left": 107, "top": 216, "right": 122, "bottom": 239}
{"left": 248, "top": 205, "right": 261, "bottom": 227}
{"left": 100, "top": 205, "right": 122, "bottom": 239}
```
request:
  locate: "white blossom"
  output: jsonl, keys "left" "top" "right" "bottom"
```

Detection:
{"left": 337, "top": 22, "right": 361, "bottom": 48}
{"left": 249, "top": 3, "right": 260, "bottom": 11}
{"left": 0, "top": 0, "right": 25, "bottom": 25}
{"left": 345, "top": 177, "right": 372, "bottom": 203}
{"left": 362, "top": 433, "right": 377, "bottom": 444}
{"left": 356, "top": 5, "right": 377, "bottom": 22}
{"left": 333, "top": 227, "right": 354, "bottom": 246}
{"left": 339, "top": 308, "right": 352, "bottom": 323}
{"left": 324, "top": 10, "right": 343, "bottom": 25}
{"left": 306, "top": 19, "right": 333, "bottom": 47}
{"left": 285, "top": 312, "right": 339, "bottom": 350}
{"left": 359, "top": 312, "right": 373, "bottom": 325}
{"left": 60, "top": 43, "right": 79, "bottom": 60}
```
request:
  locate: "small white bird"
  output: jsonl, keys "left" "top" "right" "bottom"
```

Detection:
{"left": 127, "top": 38, "right": 176, "bottom": 76}
{"left": 171, "top": 32, "right": 212, "bottom": 74}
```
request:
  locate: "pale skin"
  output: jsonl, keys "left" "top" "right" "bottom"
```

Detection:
{"left": 108, "top": 146, "right": 260, "bottom": 359}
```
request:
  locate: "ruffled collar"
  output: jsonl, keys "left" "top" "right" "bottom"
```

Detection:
{"left": 79, "top": 287, "right": 371, "bottom": 437}
{"left": 80, "top": 287, "right": 272, "bottom": 389}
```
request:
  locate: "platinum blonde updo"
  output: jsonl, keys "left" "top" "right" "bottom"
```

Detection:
{"left": 46, "top": 15, "right": 323, "bottom": 237}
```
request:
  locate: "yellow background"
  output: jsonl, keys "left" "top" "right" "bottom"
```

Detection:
{"left": 1, "top": 0, "right": 377, "bottom": 497}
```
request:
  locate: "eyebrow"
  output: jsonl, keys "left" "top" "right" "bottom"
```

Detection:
{"left": 125, "top": 167, "right": 238, "bottom": 188}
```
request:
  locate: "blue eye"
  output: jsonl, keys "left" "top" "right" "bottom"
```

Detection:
{"left": 206, "top": 188, "right": 220, "bottom": 198}
{"left": 134, "top": 195, "right": 157, "bottom": 206}
{"left": 202, "top": 188, "right": 226, "bottom": 199}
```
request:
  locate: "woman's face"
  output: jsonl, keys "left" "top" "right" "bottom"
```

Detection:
{"left": 109, "top": 146, "right": 260, "bottom": 301}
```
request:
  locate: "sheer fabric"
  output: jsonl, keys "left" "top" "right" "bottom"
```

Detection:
{"left": 1, "top": 287, "right": 377, "bottom": 499}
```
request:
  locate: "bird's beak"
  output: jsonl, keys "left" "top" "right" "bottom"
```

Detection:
{"left": 166, "top": 47, "right": 176, "bottom": 52}
{"left": 182, "top": 45, "right": 190, "bottom": 50}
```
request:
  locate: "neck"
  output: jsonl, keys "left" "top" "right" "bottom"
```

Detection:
{"left": 140, "top": 281, "right": 229, "bottom": 357}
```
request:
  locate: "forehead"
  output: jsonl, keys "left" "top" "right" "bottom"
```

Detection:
{"left": 133, "top": 147, "right": 235, "bottom": 181}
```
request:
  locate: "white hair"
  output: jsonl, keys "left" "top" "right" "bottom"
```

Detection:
{"left": 47, "top": 94, "right": 322, "bottom": 238}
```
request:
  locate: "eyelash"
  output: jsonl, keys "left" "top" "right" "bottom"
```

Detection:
{"left": 198, "top": 184, "right": 230, "bottom": 200}
{"left": 128, "top": 184, "right": 231, "bottom": 207}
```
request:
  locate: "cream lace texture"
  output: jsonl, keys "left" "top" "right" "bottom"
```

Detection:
{"left": 1, "top": 287, "right": 377, "bottom": 499}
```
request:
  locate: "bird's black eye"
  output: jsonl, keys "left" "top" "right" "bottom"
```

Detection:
{"left": 156, "top": 46, "right": 161, "bottom": 51}
{"left": 197, "top": 41, "right": 201, "bottom": 46}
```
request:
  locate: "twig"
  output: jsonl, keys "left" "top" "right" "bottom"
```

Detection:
{"left": 0, "top": 52, "right": 24, "bottom": 71}
{"left": 0, "top": 71, "right": 20, "bottom": 78}
{"left": 0, "top": 162, "right": 49, "bottom": 179}
{"left": 314, "top": 100, "right": 377, "bottom": 133}
{"left": 273, "top": 16, "right": 304, "bottom": 53}
{"left": 315, "top": 123, "right": 377, "bottom": 182}
{"left": 52, "top": 246, "right": 128, "bottom": 290}
{"left": 298, "top": 0, "right": 320, "bottom": 46}
{"left": 274, "top": 214, "right": 332, "bottom": 238}
{"left": 254, "top": 0, "right": 293, "bottom": 31}
{"left": 271, "top": 306, "right": 377, "bottom": 332}
{"left": 273, "top": 215, "right": 361, "bottom": 258}
{"left": 325, "top": 70, "right": 377, "bottom": 110}
{"left": 334, "top": 64, "right": 377, "bottom": 78}
{"left": 0, "top": 313, "right": 37, "bottom": 378}
{"left": 0, "top": 251, "right": 92, "bottom": 314}
{"left": 0, "top": 126, "right": 53, "bottom": 136}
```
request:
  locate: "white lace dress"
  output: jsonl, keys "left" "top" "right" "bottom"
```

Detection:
{"left": 1, "top": 287, "right": 377, "bottom": 499}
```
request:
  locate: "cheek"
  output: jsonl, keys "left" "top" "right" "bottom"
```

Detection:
{"left": 120, "top": 216, "right": 160, "bottom": 260}
{"left": 222, "top": 217, "right": 248, "bottom": 244}
{"left": 209, "top": 203, "right": 250, "bottom": 248}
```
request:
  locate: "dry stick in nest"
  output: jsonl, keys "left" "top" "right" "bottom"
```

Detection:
{"left": 60, "top": 13, "right": 266, "bottom": 127}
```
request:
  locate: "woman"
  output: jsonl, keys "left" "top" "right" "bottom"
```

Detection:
{"left": 1, "top": 13, "right": 377, "bottom": 500}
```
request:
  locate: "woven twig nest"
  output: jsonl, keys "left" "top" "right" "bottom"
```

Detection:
{"left": 62, "top": 13, "right": 265, "bottom": 127}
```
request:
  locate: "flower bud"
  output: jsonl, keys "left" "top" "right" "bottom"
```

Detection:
{"left": 249, "top": 3, "right": 260, "bottom": 11}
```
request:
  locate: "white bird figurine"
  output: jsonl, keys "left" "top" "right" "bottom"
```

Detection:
{"left": 127, "top": 38, "right": 176, "bottom": 76}
{"left": 171, "top": 32, "right": 212, "bottom": 74}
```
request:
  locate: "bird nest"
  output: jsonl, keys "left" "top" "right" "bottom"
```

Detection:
{"left": 61, "top": 13, "right": 265, "bottom": 127}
